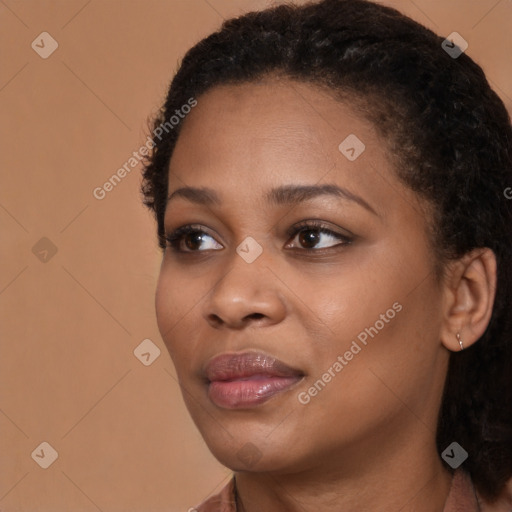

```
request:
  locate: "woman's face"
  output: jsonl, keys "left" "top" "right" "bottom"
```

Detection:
{"left": 155, "top": 77, "right": 450, "bottom": 473}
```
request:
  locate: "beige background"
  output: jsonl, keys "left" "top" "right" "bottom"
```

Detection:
{"left": 1, "top": 0, "right": 511, "bottom": 511}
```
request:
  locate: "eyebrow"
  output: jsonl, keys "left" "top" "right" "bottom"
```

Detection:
{"left": 167, "top": 183, "right": 378, "bottom": 216}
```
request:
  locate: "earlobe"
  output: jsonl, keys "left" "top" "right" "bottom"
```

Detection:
{"left": 440, "top": 248, "right": 497, "bottom": 352}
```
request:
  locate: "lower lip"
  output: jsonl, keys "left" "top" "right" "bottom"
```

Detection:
{"left": 208, "top": 375, "right": 302, "bottom": 409}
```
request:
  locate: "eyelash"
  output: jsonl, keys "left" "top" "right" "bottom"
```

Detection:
{"left": 164, "top": 220, "right": 353, "bottom": 254}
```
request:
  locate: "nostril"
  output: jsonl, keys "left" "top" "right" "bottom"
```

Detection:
{"left": 247, "top": 313, "right": 264, "bottom": 320}
{"left": 207, "top": 312, "right": 266, "bottom": 328}
{"left": 208, "top": 314, "right": 223, "bottom": 327}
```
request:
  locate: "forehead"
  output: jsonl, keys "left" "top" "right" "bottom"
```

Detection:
{"left": 168, "top": 78, "right": 387, "bottom": 195}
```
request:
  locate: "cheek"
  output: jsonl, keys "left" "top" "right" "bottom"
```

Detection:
{"left": 329, "top": 277, "right": 444, "bottom": 414}
{"left": 307, "top": 245, "right": 442, "bottom": 395}
{"left": 155, "top": 266, "right": 194, "bottom": 362}
{"left": 155, "top": 271, "right": 172, "bottom": 341}
{"left": 312, "top": 265, "right": 402, "bottom": 349}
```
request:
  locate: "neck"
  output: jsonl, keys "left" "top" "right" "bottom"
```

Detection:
{"left": 234, "top": 429, "right": 453, "bottom": 512}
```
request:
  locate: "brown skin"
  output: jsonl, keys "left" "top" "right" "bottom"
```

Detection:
{"left": 155, "top": 77, "right": 497, "bottom": 512}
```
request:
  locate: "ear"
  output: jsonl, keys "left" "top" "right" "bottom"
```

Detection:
{"left": 440, "top": 248, "right": 497, "bottom": 352}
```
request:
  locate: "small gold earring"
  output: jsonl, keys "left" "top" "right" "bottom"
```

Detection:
{"left": 456, "top": 333, "right": 464, "bottom": 351}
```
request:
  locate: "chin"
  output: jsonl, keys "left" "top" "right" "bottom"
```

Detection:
{"left": 208, "top": 441, "right": 297, "bottom": 473}
{"left": 196, "top": 418, "right": 308, "bottom": 474}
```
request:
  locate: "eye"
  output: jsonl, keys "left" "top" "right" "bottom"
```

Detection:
{"left": 165, "top": 224, "right": 222, "bottom": 253}
{"left": 165, "top": 220, "right": 352, "bottom": 254}
{"left": 285, "top": 220, "right": 352, "bottom": 251}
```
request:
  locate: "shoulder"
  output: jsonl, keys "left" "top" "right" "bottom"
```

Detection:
{"left": 190, "top": 471, "right": 512, "bottom": 511}
{"left": 193, "top": 477, "right": 236, "bottom": 512}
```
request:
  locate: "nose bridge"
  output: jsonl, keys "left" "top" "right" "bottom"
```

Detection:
{"left": 202, "top": 244, "right": 286, "bottom": 328}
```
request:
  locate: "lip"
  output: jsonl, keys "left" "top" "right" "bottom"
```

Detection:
{"left": 204, "top": 351, "right": 305, "bottom": 409}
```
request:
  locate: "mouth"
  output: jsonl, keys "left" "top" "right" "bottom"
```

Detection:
{"left": 204, "top": 351, "right": 305, "bottom": 409}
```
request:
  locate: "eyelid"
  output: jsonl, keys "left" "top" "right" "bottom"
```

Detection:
{"left": 284, "top": 219, "right": 354, "bottom": 240}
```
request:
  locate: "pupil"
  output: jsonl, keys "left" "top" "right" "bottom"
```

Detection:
{"left": 300, "top": 229, "right": 319, "bottom": 248}
{"left": 186, "top": 232, "right": 203, "bottom": 250}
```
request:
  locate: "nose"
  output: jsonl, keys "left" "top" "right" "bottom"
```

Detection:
{"left": 202, "top": 256, "right": 287, "bottom": 330}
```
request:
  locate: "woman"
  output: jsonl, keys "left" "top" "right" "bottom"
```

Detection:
{"left": 141, "top": 0, "right": 512, "bottom": 510}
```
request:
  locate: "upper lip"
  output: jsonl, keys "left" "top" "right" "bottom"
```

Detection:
{"left": 204, "top": 351, "right": 304, "bottom": 382}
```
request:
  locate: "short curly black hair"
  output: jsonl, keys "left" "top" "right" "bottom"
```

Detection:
{"left": 141, "top": 0, "right": 512, "bottom": 502}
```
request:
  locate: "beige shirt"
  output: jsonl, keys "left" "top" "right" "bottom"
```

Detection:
{"left": 194, "top": 469, "right": 486, "bottom": 512}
